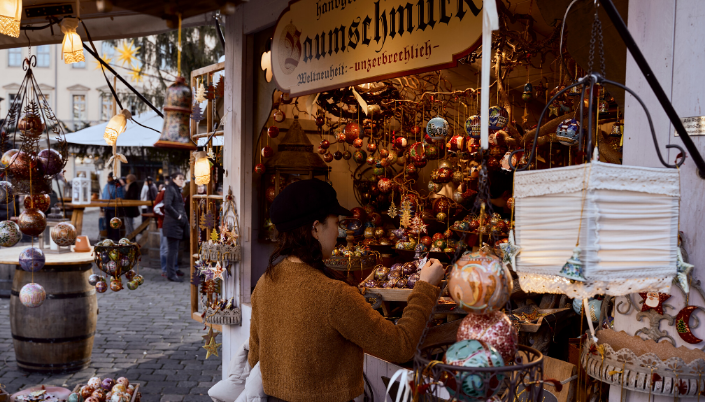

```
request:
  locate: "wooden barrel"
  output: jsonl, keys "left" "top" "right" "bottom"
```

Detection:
{"left": 0, "top": 263, "right": 13, "bottom": 298}
{"left": 10, "top": 262, "right": 97, "bottom": 372}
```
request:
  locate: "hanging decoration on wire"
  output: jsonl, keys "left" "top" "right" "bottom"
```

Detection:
{"left": 103, "top": 109, "right": 132, "bottom": 177}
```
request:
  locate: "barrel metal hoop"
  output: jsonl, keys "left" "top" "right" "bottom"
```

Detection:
{"left": 12, "top": 332, "right": 95, "bottom": 343}
{"left": 11, "top": 289, "right": 96, "bottom": 299}
{"left": 15, "top": 356, "right": 91, "bottom": 368}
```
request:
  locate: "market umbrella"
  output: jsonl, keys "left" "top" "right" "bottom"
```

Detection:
{"left": 64, "top": 111, "right": 222, "bottom": 147}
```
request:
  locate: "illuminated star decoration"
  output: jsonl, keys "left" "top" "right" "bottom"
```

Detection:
{"left": 639, "top": 292, "right": 671, "bottom": 315}
{"left": 675, "top": 248, "right": 694, "bottom": 294}
{"left": 116, "top": 40, "right": 140, "bottom": 67}
{"left": 202, "top": 337, "right": 221, "bottom": 359}
{"left": 500, "top": 230, "right": 521, "bottom": 271}
{"left": 128, "top": 65, "right": 144, "bottom": 83}
{"left": 92, "top": 53, "right": 112, "bottom": 70}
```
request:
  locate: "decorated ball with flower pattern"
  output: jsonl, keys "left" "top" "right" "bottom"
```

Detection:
{"left": 426, "top": 117, "right": 449, "bottom": 138}
{"left": 110, "top": 218, "right": 122, "bottom": 229}
{"left": 448, "top": 250, "right": 513, "bottom": 314}
{"left": 444, "top": 339, "right": 505, "bottom": 400}
{"left": 18, "top": 208, "right": 46, "bottom": 237}
{"left": 0, "top": 220, "right": 21, "bottom": 247}
{"left": 20, "top": 283, "right": 46, "bottom": 308}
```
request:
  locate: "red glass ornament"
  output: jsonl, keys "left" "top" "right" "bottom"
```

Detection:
{"left": 353, "top": 138, "right": 364, "bottom": 148}
{"left": 420, "top": 236, "right": 433, "bottom": 247}
{"left": 379, "top": 148, "right": 389, "bottom": 158}
{"left": 336, "top": 132, "right": 347, "bottom": 143}
{"left": 323, "top": 152, "right": 334, "bottom": 163}
{"left": 394, "top": 136, "right": 408, "bottom": 149}
{"left": 351, "top": 207, "right": 367, "bottom": 221}
{"left": 411, "top": 125, "right": 421, "bottom": 135}
{"left": 433, "top": 197, "right": 451, "bottom": 214}
{"left": 333, "top": 151, "right": 343, "bottom": 160}
{"left": 317, "top": 146, "right": 326, "bottom": 154}
{"left": 18, "top": 208, "right": 46, "bottom": 237}
{"left": 344, "top": 122, "right": 360, "bottom": 144}
{"left": 320, "top": 139, "right": 330, "bottom": 149}
{"left": 254, "top": 163, "right": 266, "bottom": 174}
{"left": 366, "top": 142, "right": 377, "bottom": 153}
{"left": 272, "top": 109, "right": 285, "bottom": 123}
{"left": 265, "top": 186, "right": 276, "bottom": 203}
{"left": 261, "top": 146, "right": 274, "bottom": 158}
{"left": 267, "top": 126, "right": 279, "bottom": 138}
{"left": 378, "top": 177, "right": 392, "bottom": 193}
{"left": 315, "top": 115, "right": 325, "bottom": 127}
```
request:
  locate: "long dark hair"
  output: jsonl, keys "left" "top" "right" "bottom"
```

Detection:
{"left": 266, "top": 212, "right": 331, "bottom": 279}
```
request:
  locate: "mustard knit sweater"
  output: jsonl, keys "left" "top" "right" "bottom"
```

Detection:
{"left": 248, "top": 259, "right": 440, "bottom": 402}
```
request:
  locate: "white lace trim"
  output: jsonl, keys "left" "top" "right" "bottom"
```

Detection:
{"left": 517, "top": 272, "right": 673, "bottom": 298}
{"left": 582, "top": 339, "right": 705, "bottom": 397}
{"left": 514, "top": 161, "right": 680, "bottom": 198}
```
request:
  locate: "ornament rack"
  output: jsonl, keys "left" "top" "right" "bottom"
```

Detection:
{"left": 188, "top": 61, "right": 228, "bottom": 328}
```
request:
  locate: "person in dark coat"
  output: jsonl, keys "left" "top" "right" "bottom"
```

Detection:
{"left": 162, "top": 171, "right": 188, "bottom": 282}
{"left": 123, "top": 174, "right": 141, "bottom": 235}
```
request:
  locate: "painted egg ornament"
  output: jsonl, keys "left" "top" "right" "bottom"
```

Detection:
{"left": 377, "top": 177, "right": 392, "bottom": 193}
{"left": 101, "top": 378, "right": 115, "bottom": 392}
{"left": 323, "top": 152, "right": 334, "bottom": 163}
{"left": 428, "top": 182, "right": 442, "bottom": 193}
{"left": 488, "top": 106, "right": 509, "bottom": 130}
{"left": 374, "top": 266, "right": 390, "bottom": 281}
{"left": 50, "top": 222, "right": 77, "bottom": 246}
{"left": 352, "top": 138, "right": 364, "bottom": 149}
{"left": 18, "top": 208, "right": 47, "bottom": 236}
{"left": 96, "top": 281, "right": 108, "bottom": 293}
{"left": 386, "top": 150, "right": 398, "bottom": 165}
{"left": 134, "top": 275, "right": 144, "bottom": 286}
{"left": 0, "top": 181, "right": 12, "bottom": 202}
{"left": 127, "top": 280, "right": 139, "bottom": 290}
{"left": 105, "top": 260, "right": 118, "bottom": 276}
{"left": 353, "top": 150, "right": 367, "bottom": 164}
{"left": 556, "top": 118, "right": 581, "bottom": 146}
{"left": 91, "top": 389, "right": 106, "bottom": 402}
{"left": 448, "top": 135, "right": 465, "bottom": 152}
{"left": 110, "top": 277, "right": 123, "bottom": 292}
{"left": 20, "top": 283, "right": 46, "bottom": 308}
{"left": 394, "top": 136, "right": 408, "bottom": 149}
{"left": 444, "top": 339, "right": 505, "bottom": 400}
{"left": 80, "top": 386, "right": 95, "bottom": 399}
{"left": 426, "top": 117, "right": 449, "bottom": 139}
{"left": 37, "top": 148, "right": 63, "bottom": 176}
{"left": 109, "top": 217, "right": 122, "bottom": 229}
{"left": 8, "top": 151, "right": 39, "bottom": 180}
{"left": 425, "top": 145, "right": 439, "bottom": 160}
{"left": 19, "top": 246, "right": 45, "bottom": 272}
{"left": 0, "top": 220, "right": 21, "bottom": 247}
{"left": 254, "top": 163, "right": 266, "bottom": 174}
{"left": 448, "top": 250, "right": 513, "bottom": 314}
{"left": 68, "top": 393, "right": 84, "bottom": 402}
{"left": 87, "top": 378, "right": 101, "bottom": 389}
{"left": 457, "top": 310, "right": 518, "bottom": 362}
{"left": 366, "top": 142, "right": 377, "bottom": 153}
{"left": 117, "top": 377, "right": 129, "bottom": 387}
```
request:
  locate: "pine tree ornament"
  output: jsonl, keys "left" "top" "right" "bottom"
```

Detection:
{"left": 191, "top": 102, "right": 204, "bottom": 122}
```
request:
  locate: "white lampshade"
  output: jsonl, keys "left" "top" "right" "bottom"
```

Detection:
{"left": 194, "top": 151, "right": 211, "bottom": 185}
{"left": 0, "top": 0, "right": 21, "bottom": 38}
{"left": 60, "top": 18, "right": 84, "bottom": 64}
{"left": 104, "top": 109, "right": 131, "bottom": 145}
{"left": 513, "top": 161, "right": 680, "bottom": 298}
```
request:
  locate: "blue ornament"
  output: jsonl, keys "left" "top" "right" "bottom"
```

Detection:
{"left": 488, "top": 106, "right": 508, "bottom": 130}
{"left": 426, "top": 117, "right": 449, "bottom": 139}
{"left": 558, "top": 247, "right": 586, "bottom": 281}
{"left": 19, "top": 246, "right": 45, "bottom": 272}
{"left": 444, "top": 339, "right": 505, "bottom": 400}
{"left": 465, "top": 115, "right": 481, "bottom": 139}
{"left": 556, "top": 118, "right": 581, "bottom": 146}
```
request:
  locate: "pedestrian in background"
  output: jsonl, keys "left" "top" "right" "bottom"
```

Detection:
{"left": 140, "top": 176, "right": 158, "bottom": 213}
{"left": 123, "top": 174, "right": 141, "bottom": 236}
{"left": 153, "top": 187, "right": 168, "bottom": 277}
{"left": 101, "top": 172, "right": 124, "bottom": 242}
{"left": 162, "top": 171, "right": 188, "bottom": 282}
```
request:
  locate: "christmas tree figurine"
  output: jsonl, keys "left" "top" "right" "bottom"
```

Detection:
{"left": 400, "top": 200, "right": 412, "bottom": 228}
{"left": 211, "top": 228, "right": 219, "bottom": 242}
{"left": 215, "top": 76, "right": 224, "bottom": 99}
{"left": 191, "top": 102, "right": 204, "bottom": 122}
{"left": 195, "top": 83, "right": 207, "bottom": 103}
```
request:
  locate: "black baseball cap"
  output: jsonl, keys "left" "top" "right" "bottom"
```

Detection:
{"left": 270, "top": 179, "right": 352, "bottom": 232}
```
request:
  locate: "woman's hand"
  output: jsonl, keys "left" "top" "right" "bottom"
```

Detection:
{"left": 418, "top": 258, "right": 444, "bottom": 287}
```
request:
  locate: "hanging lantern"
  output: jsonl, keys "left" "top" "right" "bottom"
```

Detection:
{"left": 155, "top": 76, "right": 196, "bottom": 150}
{"left": 193, "top": 151, "right": 211, "bottom": 185}
{"left": 60, "top": 18, "right": 84, "bottom": 64}
{"left": 0, "top": 0, "right": 21, "bottom": 38}
{"left": 104, "top": 109, "right": 131, "bottom": 177}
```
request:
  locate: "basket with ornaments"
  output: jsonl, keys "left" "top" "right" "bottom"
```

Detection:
{"left": 90, "top": 238, "right": 143, "bottom": 293}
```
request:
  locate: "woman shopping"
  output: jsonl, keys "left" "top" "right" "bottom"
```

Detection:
{"left": 249, "top": 179, "right": 444, "bottom": 402}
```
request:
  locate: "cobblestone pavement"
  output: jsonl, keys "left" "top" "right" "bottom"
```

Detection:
{"left": 0, "top": 265, "right": 222, "bottom": 402}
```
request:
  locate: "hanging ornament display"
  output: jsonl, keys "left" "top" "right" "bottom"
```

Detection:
{"left": 93, "top": 238, "right": 142, "bottom": 293}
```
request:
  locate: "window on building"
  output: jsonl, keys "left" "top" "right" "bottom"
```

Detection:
{"left": 36, "top": 46, "right": 50, "bottom": 67}
{"left": 72, "top": 60, "right": 86, "bottom": 68}
{"left": 101, "top": 93, "right": 112, "bottom": 121}
{"left": 8, "top": 48, "right": 21, "bottom": 67}
{"left": 72, "top": 94, "right": 86, "bottom": 129}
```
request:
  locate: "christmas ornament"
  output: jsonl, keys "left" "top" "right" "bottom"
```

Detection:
{"left": 333, "top": 151, "right": 343, "bottom": 160}
{"left": 50, "top": 222, "right": 77, "bottom": 247}
{"left": 444, "top": 339, "right": 504, "bottom": 400}
{"left": 676, "top": 305, "right": 703, "bottom": 344}
{"left": 352, "top": 138, "right": 363, "bottom": 148}
{"left": 448, "top": 249, "right": 513, "bottom": 314}
{"left": 394, "top": 136, "right": 408, "bottom": 149}
{"left": 261, "top": 146, "right": 274, "bottom": 158}
{"left": 426, "top": 117, "right": 448, "bottom": 139}
{"left": 465, "top": 115, "right": 481, "bottom": 139}
{"left": 342, "top": 151, "right": 352, "bottom": 160}
{"left": 323, "top": 152, "right": 334, "bottom": 163}
{"left": 19, "top": 283, "right": 46, "bottom": 308}
{"left": 272, "top": 109, "right": 285, "bottom": 123}
{"left": 572, "top": 298, "right": 602, "bottom": 322}
{"left": 19, "top": 246, "right": 45, "bottom": 272}
{"left": 110, "top": 277, "right": 123, "bottom": 292}
{"left": 267, "top": 126, "right": 279, "bottom": 138}
{"left": 0, "top": 220, "right": 21, "bottom": 247}
{"left": 499, "top": 230, "right": 520, "bottom": 270}
{"left": 109, "top": 217, "right": 122, "bottom": 229}
{"left": 254, "top": 163, "right": 266, "bottom": 174}
{"left": 456, "top": 310, "right": 518, "bottom": 362}
{"left": 522, "top": 82, "right": 533, "bottom": 101}
{"left": 367, "top": 142, "right": 377, "bottom": 153}
{"left": 37, "top": 148, "right": 63, "bottom": 176}
{"left": 488, "top": 106, "right": 508, "bottom": 129}
{"left": 557, "top": 247, "right": 585, "bottom": 282}
{"left": 320, "top": 139, "right": 330, "bottom": 149}
{"left": 374, "top": 266, "right": 390, "bottom": 281}
{"left": 675, "top": 248, "right": 694, "bottom": 294}
{"left": 353, "top": 150, "right": 367, "bottom": 164}
{"left": 24, "top": 194, "right": 51, "bottom": 212}
{"left": 18, "top": 208, "right": 47, "bottom": 236}
{"left": 344, "top": 122, "right": 360, "bottom": 144}
{"left": 639, "top": 292, "right": 670, "bottom": 315}
{"left": 95, "top": 280, "right": 108, "bottom": 293}
{"left": 203, "top": 337, "right": 222, "bottom": 359}
{"left": 556, "top": 119, "right": 581, "bottom": 146}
